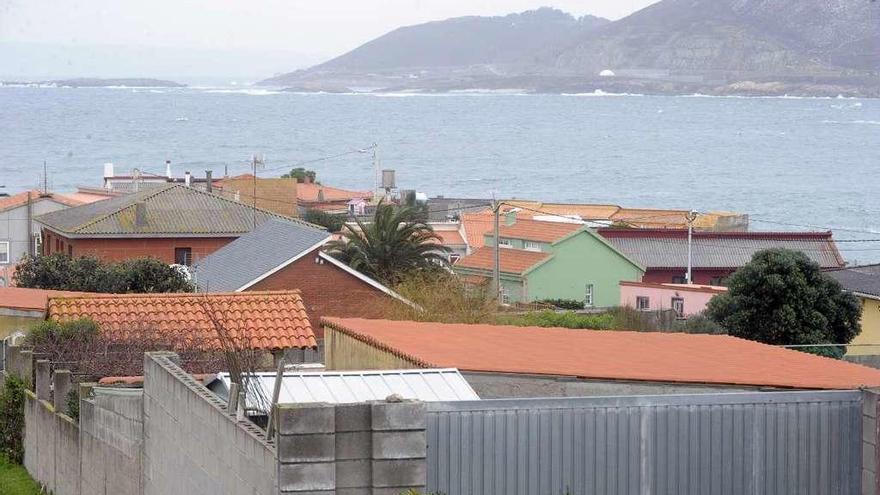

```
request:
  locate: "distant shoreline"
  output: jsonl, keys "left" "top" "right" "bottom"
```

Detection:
{"left": 0, "top": 77, "right": 185, "bottom": 88}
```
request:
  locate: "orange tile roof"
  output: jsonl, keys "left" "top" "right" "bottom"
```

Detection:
{"left": 297, "top": 183, "right": 371, "bottom": 203}
{"left": 48, "top": 290, "right": 316, "bottom": 350}
{"left": 0, "top": 190, "right": 85, "bottom": 213}
{"left": 454, "top": 246, "right": 551, "bottom": 275}
{"left": 323, "top": 318, "right": 880, "bottom": 390}
{"left": 460, "top": 211, "right": 494, "bottom": 249}
{"left": 498, "top": 218, "right": 583, "bottom": 243}
{"left": 215, "top": 176, "right": 300, "bottom": 218}
{"left": 435, "top": 229, "right": 466, "bottom": 246}
{"left": 0, "top": 287, "right": 95, "bottom": 312}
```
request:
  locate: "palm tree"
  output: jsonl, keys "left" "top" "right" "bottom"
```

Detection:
{"left": 327, "top": 202, "right": 451, "bottom": 285}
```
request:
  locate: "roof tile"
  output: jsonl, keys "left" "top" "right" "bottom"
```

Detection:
{"left": 323, "top": 318, "right": 880, "bottom": 390}
{"left": 455, "top": 246, "right": 551, "bottom": 275}
{"left": 48, "top": 290, "right": 316, "bottom": 350}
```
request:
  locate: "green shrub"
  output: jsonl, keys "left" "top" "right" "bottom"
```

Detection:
{"left": 25, "top": 318, "right": 100, "bottom": 347}
{"left": 536, "top": 299, "right": 585, "bottom": 310}
{"left": 303, "top": 209, "right": 345, "bottom": 232}
{"left": 498, "top": 310, "right": 615, "bottom": 330}
{"left": 671, "top": 312, "right": 726, "bottom": 335}
{"left": 0, "top": 375, "right": 27, "bottom": 464}
{"left": 66, "top": 389, "right": 80, "bottom": 421}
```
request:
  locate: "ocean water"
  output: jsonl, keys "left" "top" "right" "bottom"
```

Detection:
{"left": 1, "top": 86, "right": 879, "bottom": 262}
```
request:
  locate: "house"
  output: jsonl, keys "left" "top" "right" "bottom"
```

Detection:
{"left": 598, "top": 228, "right": 845, "bottom": 285}
{"left": 426, "top": 196, "right": 492, "bottom": 222}
{"left": 619, "top": 281, "right": 727, "bottom": 317}
{"left": 827, "top": 265, "right": 880, "bottom": 358}
{"left": 429, "top": 222, "right": 468, "bottom": 262}
{"left": 0, "top": 287, "right": 91, "bottom": 340}
{"left": 1, "top": 190, "right": 108, "bottom": 286}
{"left": 34, "top": 183, "right": 320, "bottom": 265}
{"left": 213, "top": 174, "right": 300, "bottom": 218}
{"left": 48, "top": 290, "right": 316, "bottom": 356}
{"left": 453, "top": 214, "right": 644, "bottom": 307}
{"left": 101, "top": 160, "right": 216, "bottom": 192}
{"left": 192, "top": 218, "right": 410, "bottom": 335}
{"left": 321, "top": 317, "right": 880, "bottom": 398}
{"left": 296, "top": 181, "right": 372, "bottom": 215}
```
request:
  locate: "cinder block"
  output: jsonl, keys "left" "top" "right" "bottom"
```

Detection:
{"left": 371, "top": 401, "right": 426, "bottom": 431}
{"left": 278, "top": 403, "right": 335, "bottom": 435}
{"left": 336, "top": 403, "right": 371, "bottom": 432}
{"left": 278, "top": 433, "right": 335, "bottom": 462}
{"left": 866, "top": 391, "right": 880, "bottom": 418}
{"left": 336, "top": 459, "right": 371, "bottom": 488}
{"left": 371, "top": 459, "right": 427, "bottom": 488}
{"left": 866, "top": 443, "right": 878, "bottom": 474}
{"left": 279, "top": 462, "right": 336, "bottom": 492}
{"left": 336, "top": 431, "right": 371, "bottom": 460}
{"left": 35, "top": 360, "right": 51, "bottom": 401}
{"left": 337, "top": 488, "right": 372, "bottom": 495}
{"left": 866, "top": 415, "right": 878, "bottom": 445}
{"left": 372, "top": 430, "right": 426, "bottom": 460}
{"left": 863, "top": 469, "right": 877, "bottom": 495}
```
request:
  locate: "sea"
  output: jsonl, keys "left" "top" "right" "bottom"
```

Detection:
{"left": 1, "top": 85, "right": 879, "bottom": 262}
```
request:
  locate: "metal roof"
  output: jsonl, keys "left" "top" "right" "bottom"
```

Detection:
{"left": 600, "top": 231, "right": 844, "bottom": 269}
{"left": 34, "top": 183, "right": 318, "bottom": 236}
{"left": 827, "top": 266, "right": 880, "bottom": 299}
{"left": 211, "top": 368, "right": 479, "bottom": 412}
{"left": 192, "top": 218, "right": 331, "bottom": 291}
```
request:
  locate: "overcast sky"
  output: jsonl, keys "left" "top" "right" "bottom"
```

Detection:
{"left": 0, "top": 0, "right": 660, "bottom": 79}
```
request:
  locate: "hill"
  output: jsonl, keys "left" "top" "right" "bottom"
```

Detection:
{"left": 261, "top": 1, "right": 880, "bottom": 96}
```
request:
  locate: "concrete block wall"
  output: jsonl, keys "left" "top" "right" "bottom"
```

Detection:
{"left": 23, "top": 390, "right": 80, "bottom": 495}
{"left": 275, "top": 400, "right": 427, "bottom": 495}
{"left": 142, "top": 352, "right": 277, "bottom": 495}
{"left": 79, "top": 388, "right": 144, "bottom": 495}
{"left": 864, "top": 389, "right": 880, "bottom": 495}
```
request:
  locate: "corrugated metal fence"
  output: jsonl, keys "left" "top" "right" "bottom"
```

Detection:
{"left": 427, "top": 391, "right": 862, "bottom": 495}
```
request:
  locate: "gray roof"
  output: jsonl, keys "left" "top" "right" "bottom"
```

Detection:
{"left": 601, "top": 232, "right": 845, "bottom": 269}
{"left": 210, "top": 368, "right": 480, "bottom": 412}
{"left": 827, "top": 265, "right": 880, "bottom": 298}
{"left": 193, "top": 218, "right": 331, "bottom": 291}
{"left": 35, "top": 184, "right": 316, "bottom": 237}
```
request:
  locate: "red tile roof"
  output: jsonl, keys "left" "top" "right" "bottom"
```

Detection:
{"left": 461, "top": 211, "right": 494, "bottom": 249}
{"left": 48, "top": 290, "right": 316, "bottom": 350}
{"left": 454, "top": 246, "right": 552, "bottom": 275}
{"left": 0, "top": 287, "right": 95, "bottom": 312}
{"left": 498, "top": 218, "right": 583, "bottom": 243}
{"left": 297, "top": 183, "right": 371, "bottom": 203}
{"left": 323, "top": 318, "right": 880, "bottom": 390}
{"left": 0, "top": 190, "right": 85, "bottom": 213}
{"left": 435, "top": 229, "right": 466, "bottom": 246}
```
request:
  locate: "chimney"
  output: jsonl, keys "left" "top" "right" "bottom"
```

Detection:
{"left": 103, "top": 162, "right": 115, "bottom": 179}
{"left": 184, "top": 171, "right": 191, "bottom": 187}
{"left": 205, "top": 170, "right": 213, "bottom": 192}
{"left": 135, "top": 202, "right": 147, "bottom": 227}
{"left": 504, "top": 209, "right": 517, "bottom": 226}
{"left": 165, "top": 160, "right": 172, "bottom": 179}
{"left": 317, "top": 188, "right": 325, "bottom": 202}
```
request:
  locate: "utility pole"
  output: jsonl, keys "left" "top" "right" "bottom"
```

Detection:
{"left": 42, "top": 161, "right": 48, "bottom": 194}
{"left": 251, "top": 154, "right": 265, "bottom": 229}
{"left": 686, "top": 209, "right": 698, "bottom": 284}
{"left": 492, "top": 200, "right": 501, "bottom": 304}
{"left": 371, "top": 143, "right": 380, "bottom": 198}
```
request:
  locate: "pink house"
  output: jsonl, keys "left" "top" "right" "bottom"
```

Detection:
{"left": 619, "top": 281, "right": 727, "bottom": 318}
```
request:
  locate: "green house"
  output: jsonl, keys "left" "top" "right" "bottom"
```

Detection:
{"left": 454, "top": 215, "right": 644, "bottom": 307}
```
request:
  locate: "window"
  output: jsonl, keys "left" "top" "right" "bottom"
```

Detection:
{"left": 671, "top": 297, "right": 685, "bottom": 318}
{"left": 498, "top": 239, "right": 512, "bottom": 249}
{"left": 449, "top": 253, "right": 461, "bottom": 264}
{"left": 0, "top": 241, "right": 9, "bottom": 264}
{"left": 636, "top": 296, "right": 650, "bottom": 311}
{"left": 67, "top": 244, "right": 73, "bottom": 256}
{"left": 584, "top": 284, "right": 594, "bottom": 307}
{"left": 710, "top": 276, "right": 727, "bottom": 287}
{"left": 671, "top": 275, "right": 687, "bottom": 284}
{"left": 500, "top": 287, "right": 511, "bottom": 305}
{"left": 523, "top": 241, "right": 542, "bottom": 252}
{"left": 174, "top": 247, "right": 193, "bottom": 266}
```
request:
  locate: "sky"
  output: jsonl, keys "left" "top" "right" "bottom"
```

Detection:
{"left": 0, "top": 0, "right": 659, "bottom": 80}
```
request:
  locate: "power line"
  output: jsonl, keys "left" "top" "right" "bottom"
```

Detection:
{"left": 255, "top": 146, "right": 375, "bottom": 173}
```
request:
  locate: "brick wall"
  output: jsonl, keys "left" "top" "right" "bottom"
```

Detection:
{"left": 249, "top": 248, "right": 396, "bottom": 337}
{"left": 42, "top": 229, "right": 235, "bottom": 264}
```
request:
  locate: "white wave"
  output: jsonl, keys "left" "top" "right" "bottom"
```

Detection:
{"left": 202, "top": 88, "right": 280, "bottom": 95}
{"left": 175, "top": 117, "right": 189, "bottom": 122}
{"left": 562, "top": 89, "right": 644, "bottom": 97}
{"left": 822, "top": 120, "right": 880, "bottom": 125}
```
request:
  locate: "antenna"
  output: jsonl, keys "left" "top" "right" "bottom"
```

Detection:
{"left": 42, "top": 161, "right": 48, "bottom": 194}
{"left": 251, "top": 153, "right": 266, "bottom": 228}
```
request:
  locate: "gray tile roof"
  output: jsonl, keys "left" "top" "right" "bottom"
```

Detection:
{"left": 827, "top": 265, "right": 880, "bottom": 298}
{"left": 35, "top": 184, "right": 317, "bottom": 237}
{"left": 192, "top": 218, "right": 331, "bottom": 291}
{"left": 600, "top": 232, "right": 845, "bottom": 269}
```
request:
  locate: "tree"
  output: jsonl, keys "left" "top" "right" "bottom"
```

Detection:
{"left": 706, "top": 248, "right": 861, "bottom": 358}
{"left": 303, "top": 209, "right": 345, "bottom": 232}
{"left": 281, "top": 167, "right": 317, "bottom": 183}
{"left": 326, "top": 202, "right": 451, "bottom": 285}
{"left": 14, "top": 254, "right": 194, "bottom": 293}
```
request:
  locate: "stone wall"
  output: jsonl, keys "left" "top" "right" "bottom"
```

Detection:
{"left": 142, "top": 352, "right": 277, "bottom": 495}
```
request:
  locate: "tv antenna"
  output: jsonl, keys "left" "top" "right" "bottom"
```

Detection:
{"left": 250, "top": 153, "right": 266, "bottom": 228}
